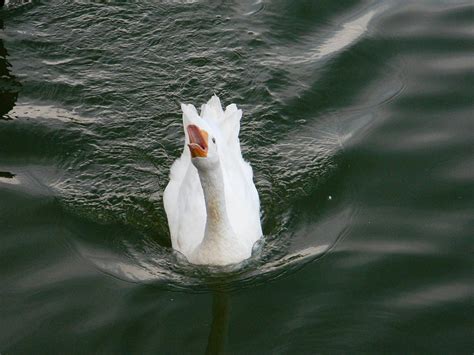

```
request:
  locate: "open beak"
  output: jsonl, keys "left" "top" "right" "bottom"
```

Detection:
{"left": 187, "top": 124, "right": 209, "bottom": 158}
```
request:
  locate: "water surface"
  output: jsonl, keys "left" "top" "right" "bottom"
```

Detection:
{"left": 0, "top": 0, "right": 472, "bottom": 353}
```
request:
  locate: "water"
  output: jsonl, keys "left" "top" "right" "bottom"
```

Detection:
{"left": 0, "top": 0, "right": 472, "bottom": 353}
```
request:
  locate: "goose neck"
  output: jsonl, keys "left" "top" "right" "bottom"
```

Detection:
{"left": 198, "top": 164, "right": 232, "bottom": 239}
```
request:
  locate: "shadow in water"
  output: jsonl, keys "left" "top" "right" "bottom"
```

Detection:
{"left": 0, "top": 17, "right": 21, "bottom": 119}
{"left": 0, "top": 171, "right": 15, "bottom": 178}
{"left": 206, "top": 292, "right": 230, "bottom": 355}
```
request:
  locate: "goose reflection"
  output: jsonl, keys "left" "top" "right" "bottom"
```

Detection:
{"left": 206, "top": 292, "right": 230, "bottom": 355}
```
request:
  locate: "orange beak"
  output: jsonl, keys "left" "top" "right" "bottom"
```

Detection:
{"left": 187, "top": 124, "right": 209, "bottom": 158}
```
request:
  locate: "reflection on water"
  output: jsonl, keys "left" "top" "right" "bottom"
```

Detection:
{"left": 206, "top": 292, "right": 230, "bottom": 355}
{"left": 0, "top": 18, "right": 20, "bottom": 119}
{"left": 263, "top": 7, "right": 380, "bottom": 66}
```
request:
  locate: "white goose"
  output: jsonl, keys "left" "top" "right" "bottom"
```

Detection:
{"left": 163, "top": 95, "right": 262, "bottom": 266}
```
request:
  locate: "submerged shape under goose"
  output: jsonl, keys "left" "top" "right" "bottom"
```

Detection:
{"left": 163, "top": 95, "right": 262, "bottom": 266}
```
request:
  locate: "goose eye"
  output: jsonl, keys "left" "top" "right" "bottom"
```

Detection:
{"left": 212, "top": 138, "right": 216, "bottom": 144}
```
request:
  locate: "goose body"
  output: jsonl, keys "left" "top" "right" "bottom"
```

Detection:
{"left": 163, "top": 95, "right": 262, "bottom": 266}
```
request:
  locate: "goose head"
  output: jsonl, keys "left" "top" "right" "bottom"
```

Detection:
{"left": 186, "top": 123, "right": 219, "bottom": 171}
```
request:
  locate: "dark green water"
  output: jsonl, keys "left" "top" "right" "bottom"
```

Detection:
{"left": 1, "top": 0, "right": 473, "bottom": 353}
